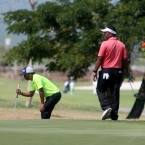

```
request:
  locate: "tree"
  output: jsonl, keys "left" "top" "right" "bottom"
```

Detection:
{"left": 0, "top": 46, "right": 7, "bottom": 65}
{"left": 2, "top": 0, "right": 113, "bottom": 80}
{"left": 107, "top": 0, "right": 145, "bottom": 119}
{"left": 3, "top": 0, "right": 145, "bottom": 116}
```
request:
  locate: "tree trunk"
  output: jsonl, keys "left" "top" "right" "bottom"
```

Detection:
{"left": 126, "top": 74, "right": 145, "bottom": 119}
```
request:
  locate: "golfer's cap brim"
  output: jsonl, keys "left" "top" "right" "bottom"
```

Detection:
{"left": 19, "top": 72, "right": 27, "bottom": 76}
{"left": 100, "top": 27, "right": 116, "bottom": 34}
{"left": 100, "top": 28, "right": 107, "bottom": 32}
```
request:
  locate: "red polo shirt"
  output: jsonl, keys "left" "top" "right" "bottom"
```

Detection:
{"left": 98, "top": 37, "right": 127, "bottom": 68}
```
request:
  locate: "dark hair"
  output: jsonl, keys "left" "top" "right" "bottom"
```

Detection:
{"left": 107, "top": 25, "right": 116, "bottom": 32}
{"left": 107, "top": 25, "right": 116, "bottom": 36}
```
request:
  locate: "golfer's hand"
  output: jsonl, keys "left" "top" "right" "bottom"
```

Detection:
{"left": 40, "top": 104, "right": 45, "bottom": 112}
{"left": 93, "top": 72, "right": 97, "bottom": 81}
{"left": 16, "top": 89, "right": 21, "bottom": 95}
{"left": 125, "top": 71, "right": 130, "bottom": 78}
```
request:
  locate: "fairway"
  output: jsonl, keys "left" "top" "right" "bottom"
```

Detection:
{"left": 0, "top": 119, "right": 145, "bottom": 145}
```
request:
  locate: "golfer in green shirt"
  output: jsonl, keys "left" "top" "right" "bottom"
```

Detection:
{"left": 16, "top": 66, "right": 61, "bottom": 119}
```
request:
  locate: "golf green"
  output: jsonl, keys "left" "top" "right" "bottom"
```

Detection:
{"left": 0, "top": 119, "right": 145, "bottom": 145}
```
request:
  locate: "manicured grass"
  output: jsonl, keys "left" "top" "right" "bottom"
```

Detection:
{"left": 0, "top": 78, "right": 144, "bottom": 145}
{"left": 0, "top": 119, "right": 145, "bottom": 145}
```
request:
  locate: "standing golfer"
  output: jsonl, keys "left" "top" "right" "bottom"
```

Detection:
{"left": 93, "top": 26, "right": 129, "bottom": 120}
{"left": 16, "top": 66, "right": 61, "bottom": 119}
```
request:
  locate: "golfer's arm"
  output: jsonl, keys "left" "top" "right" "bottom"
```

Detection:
{"left": 93, "top": 56, "right": 102, "bottom": 72}
{"left": 122, "top": 58, "right": 129, "bottom": 74}
{"left": 20, "top": 91, "right": 35, "bottom": 97}
{"left": 39, "top": 88, "right": 45, "bottom": 105}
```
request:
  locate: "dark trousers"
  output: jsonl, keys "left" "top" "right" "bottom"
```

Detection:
{"left": 41, "top": 92, "right": 61, "bottom": 119}
{"left": 97, "top": 68, "right": 122, "bottom": 118}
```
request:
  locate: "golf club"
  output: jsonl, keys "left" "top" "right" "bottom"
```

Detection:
{"left": 12, "top": 83, "right": 20, "bottom": 120}
{"left": 127, "top": 77, "right": 138, "bottom": 98}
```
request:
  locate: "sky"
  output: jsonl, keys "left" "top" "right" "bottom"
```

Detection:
{"left": 0, "top": 0, "right": 49, "bottom": 13}
{"left": 0, "top": 0, "right": 50, "bottom": 46}
{"left": 111, "top": 0, "right": 119, "bottom": 4}
{"left": 0, "top": 0, "right": 119, "bottom": 47}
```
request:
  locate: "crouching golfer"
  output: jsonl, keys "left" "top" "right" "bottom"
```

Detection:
{"left": 16, "top": 66, "right": 61, "bottom": 119}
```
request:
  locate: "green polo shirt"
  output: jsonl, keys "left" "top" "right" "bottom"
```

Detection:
{"left": 30, "top": 74, "right": 60, "bottom": 98}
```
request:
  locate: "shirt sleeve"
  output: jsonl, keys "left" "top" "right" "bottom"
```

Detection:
{"left": 98, "top": 42, "right": 106, "bottom": 57}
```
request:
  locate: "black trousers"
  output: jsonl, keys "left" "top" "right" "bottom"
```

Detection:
{"left": 97, "top": 68, "right": 122, "bottom": 117}
{"left": 41, "top": 92, "right": 61, "bottom": 119}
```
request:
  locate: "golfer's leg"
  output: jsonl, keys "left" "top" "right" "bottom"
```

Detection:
{"left": 97, "top": 70, "right": 111, "bottom": 110}
{"left": 41, "top": 105, "right": 55, "bottom": 119}
{"left": 41, "top": 96, "right": 51, "bottom": 119}
{"left": 41, "top": 92, "right": 61, "bottom": 119}
{"left": 111, "top": 69, "right": 122, "bottom": 120}
{"left": 41, "top": 110, "right": 51, "bottom": 119}
{"left": 111, "top": 84, "right": 120, "bottom": 113}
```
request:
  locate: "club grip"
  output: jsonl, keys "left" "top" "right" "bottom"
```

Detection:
{"left": 17, "top": 83, "right": 20, "bottom": 89}
{"left": 16, "top": 83, "right": 20, "bottom": 98}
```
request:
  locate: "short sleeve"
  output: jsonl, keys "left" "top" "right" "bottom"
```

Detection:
{"left": 98, "top": 42, "right": 106, "bottom": 57}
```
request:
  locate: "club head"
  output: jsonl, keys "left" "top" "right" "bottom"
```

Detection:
{"left": 134, "top": 93, "right": 138, "bottom": 98}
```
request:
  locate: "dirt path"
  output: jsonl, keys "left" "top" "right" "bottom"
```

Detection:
{"left": 1, "top": 108, "right": 145, "bottom": 120}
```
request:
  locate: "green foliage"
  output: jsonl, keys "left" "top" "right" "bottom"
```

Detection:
{"left": 0, "top": 46, "right": 7, "bottom": 65}
{"left": 2, "top": 0, "right": 145, "bottom": 79}
{"left": 3, "top": 0, "right": 111, "bottom": 80}
{"left": 4, "top": 10, "right": 39, "bottom": 35}
{"left": 107, "top": 0, "right": 145, "bottom": 52}
{"left": 0, "top": 46, "right": 6, "bottom": 56}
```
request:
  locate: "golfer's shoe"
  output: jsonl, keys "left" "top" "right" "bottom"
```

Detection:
{"left": 101, "top": 108, "right": 112, "bottom": 120}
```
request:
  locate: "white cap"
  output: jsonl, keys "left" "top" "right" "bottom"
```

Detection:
{"left": 100, "top": 27, "right": 116, "bottom": 34}
{"left": 19, "top": 66, "right": 35, "bottom": 76}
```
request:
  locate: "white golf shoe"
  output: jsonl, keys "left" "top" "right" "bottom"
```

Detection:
{"left": 101, "top": 108, "right": 112, "bottom": 120}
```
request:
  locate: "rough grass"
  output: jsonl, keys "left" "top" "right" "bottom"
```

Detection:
{"left": 0, "top": 77, "right": 136, "bottom": 110}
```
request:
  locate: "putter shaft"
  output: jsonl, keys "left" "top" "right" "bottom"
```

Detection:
{"left": 12, "top": 83, "right": 20, "bottom": 120}
{"left": 128, "top": 78, "right": 137, "bottom": 97}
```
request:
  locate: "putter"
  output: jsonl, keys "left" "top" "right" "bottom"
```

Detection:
{"left": 128, "top": 77, "right": 138, "bottom": 97}
{"left": 12, "top": 83, "right": 20, "bottom": 120}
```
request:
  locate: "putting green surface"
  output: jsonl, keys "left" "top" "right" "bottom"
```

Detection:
{"left": 0, "top": 119, "right": 145, "bottom": 145}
